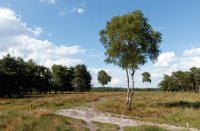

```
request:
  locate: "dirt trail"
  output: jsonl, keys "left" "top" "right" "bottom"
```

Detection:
{"left": 56, "top": 108, "right": 199, "bottom": 131}
{"left": 55, "top": 97, "right": 199, "bottom": 131}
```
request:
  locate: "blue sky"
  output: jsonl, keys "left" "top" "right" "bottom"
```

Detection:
{"left": 0, "top": 0, "right": 200, "bottom": 87}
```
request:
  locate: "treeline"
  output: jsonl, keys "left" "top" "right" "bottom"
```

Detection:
{"left": 91, "top": 87, "right": 126, "bottom": 92}
{"left": 0, "top": 54, "right": 92, "bottom": 97}
{"left": 159, "top": 67, "right": 200, "bottom": 92}
{"left": 91, "top": 87, "right": 159, "bottom": 92}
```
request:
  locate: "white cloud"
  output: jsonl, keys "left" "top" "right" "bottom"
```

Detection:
{"left": 168, "top": 48, "right": 200, "bottom": 70}
{"left": 77, "top": 8, "right": 85, "bottom": 14}
{"left": 0, "top": 7, "right": 85, "bottom": 67}
{"left": 71, "top": 2, "right": 86, "bottom": 15}
{"left": 40, "top": 0, "right": 56, "bottom": 4}
{"left": 179, "top": 56, "right": 200, "bottom": 69}
{"left": 148, "top": 48, "right": 200, "bottom": 87}
{"left": 110, "top": 78, "right": 122, "bottom": 86}
{"left": 90, "top": 47, "right": 200, "bottom": 88}
{"left": 0, "top": 7, "right": 18, "bottom": 20}
{"left": 154, "top": 52, "right": 176, "bottom": 67}
{"left": 72, "top": 7, "right": 85, "bottom": 14}
{"left": 183, "top": 48, "right": 200, "bottom": 57}
{"left": 44, "top": 58, "right": 82, "bottom": 68}
{"left": 0, "top": 7, "right": 43, "bottom": 37}
{"left": 30, "top": 27, "right": 43, "bottom": 37}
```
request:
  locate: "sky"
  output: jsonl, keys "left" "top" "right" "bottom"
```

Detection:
{"left": 0, "top": 0, "right": 200, "bottom": 88}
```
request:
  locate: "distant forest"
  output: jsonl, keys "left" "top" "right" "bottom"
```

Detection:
{"left": 91, "top": 87, "right": 160, "bottom": 92}
{"left": 0, "top": 54, "right": 92, "bottom": 97}
{"left": 159, "top": 68, "right": 200, "bottom": 92}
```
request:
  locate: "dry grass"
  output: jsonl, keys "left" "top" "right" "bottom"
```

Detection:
{"left": 96, "top": 91, "right": 200, "bottom": 129}
{"left": 0, "top": 92, "right": 199, "bottom": 130}
{"left": 92, "top": 121, "right": 119, "bottom": 131}
{"left": 123, "top": 125, "right": 168, "bottom": 131}
{"left": 0, "top": 92, "right": 111, "bottom": 131}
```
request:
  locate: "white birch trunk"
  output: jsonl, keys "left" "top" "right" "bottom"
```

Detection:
{"left": 126, "top": 69, "right": 130, "bottom": 105}
{"left": 127, "top": 70, "right": 135, "bottom": 110}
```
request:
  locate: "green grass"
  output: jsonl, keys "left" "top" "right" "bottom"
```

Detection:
{"left": 123, "top": 125, "right": 168, "bottom": 131}
{"left": 92, "top": 121, "right": 119, "bottom": 131}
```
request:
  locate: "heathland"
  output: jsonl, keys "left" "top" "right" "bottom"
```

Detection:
{"left": 0, "top": 91, "right": 199, "bottom": 131}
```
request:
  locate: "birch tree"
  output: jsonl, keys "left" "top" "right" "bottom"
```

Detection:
{"left": 142, "top": 72, "right": 151, "bottom": 88}
{"left": 97, "top": 70, "right": 111, "bottom": 91}
{"left": 100, "top": 10, "right": 162, "bottom": 110}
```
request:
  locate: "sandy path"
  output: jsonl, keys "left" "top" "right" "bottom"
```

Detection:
{"left": 56, "top": 108, "right": 199, "bottom": 131}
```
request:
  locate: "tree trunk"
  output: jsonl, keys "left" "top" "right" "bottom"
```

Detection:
{"left": 126, "top": 69, "right": 130, "bottom": 106}
{"left": 198, "top": 84, "right": 200, "bottom": 93}
{"left": 127, "top": 70, "right": 135, "bottom": 110}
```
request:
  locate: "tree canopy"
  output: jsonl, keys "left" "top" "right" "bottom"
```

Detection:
{"left": 159, "top": 67, "right": 200, "bottom": 92}
{"left": 100, "top": 10, "right": 162, "bottom": 110}
{"left": 100, "top": 10, "right": 162, "bottom": 70}
{"left": 0, "top": 54, "right": 92, "bottom": 97}
{"left": 142, "top": 72, "right": 151, "bottom": 84}
{"left": 73, "top": 65, "right": 92, "bottom": 92}
{"left": 97, "top": 70, "right": 111, "bottom": 89}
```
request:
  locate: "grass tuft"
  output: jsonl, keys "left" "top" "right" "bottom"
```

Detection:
{"left": 92, "top": 121, "right": 119, "bottom": 131}
{"left": 123, "top": 125, "right": 168, "bottom": 131}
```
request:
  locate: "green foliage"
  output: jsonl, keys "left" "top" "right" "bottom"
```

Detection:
{"left": 100, "top": 10, "right": 162, "bottom": 70}
{"left": 142, "top": 72, "right": 151, "bottom": 83}
{"left": 97, "top": 70, "right": 111, "bottom": 87}
{"left": 159, "top": 67, "right": 200, "bottom": 92}
{"left": 91, "top": 87, "right": 159, "bottom": 92}
{"left": 100, "top": 10, "right": 162, "bottom": 109}
{"left": 73, "top": 64, "right": 92, "bottom": 92}
{"left": 51, "top": 65, "right": 74, "bottom": 92}
{"left": 0, "top": 54, "right": 40, "bottom": 96}
{"left": 0, "top": 54, "right": 92, "bottom": 97}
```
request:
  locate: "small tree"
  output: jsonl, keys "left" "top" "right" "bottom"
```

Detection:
{"left": 141, "top": 72, "right": 151, "bottom": 88}
{"left": 97, "top": 70, "right": 111, "bottom": 91}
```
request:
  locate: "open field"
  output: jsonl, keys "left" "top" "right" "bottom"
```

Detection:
{"left": 0, "top": 92, "right": 199, "bottom": 131}
{"left": 96, "top": 92, "right": 200, "bottom": 129}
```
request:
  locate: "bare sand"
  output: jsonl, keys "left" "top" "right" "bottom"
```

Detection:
{"left": 56, "top": 107, "right": 199, "bottom": 131}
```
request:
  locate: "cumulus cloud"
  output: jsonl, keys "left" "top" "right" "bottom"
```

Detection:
{"left": 0, "top": 8, "right": 43, "bottom": 37}
{"left": 179, "top": 56, "right": 200, "bottom": 69}
{"left": 154, "top": 52, "right": 176, "bottom": 67}
{"left": 183, "top": 48, "right": 200, "bottom": 57}
{"left": 149, "top": 48, "right": 200, "bottom": 87}
{"left": 0, "top": 7, "right": 85, "bottom": 67}
{"left": 167, "top": 48, "right": 200, "bottom": 70}
{"left": 90, "top": 47, "right": 200, "bottom": 88}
